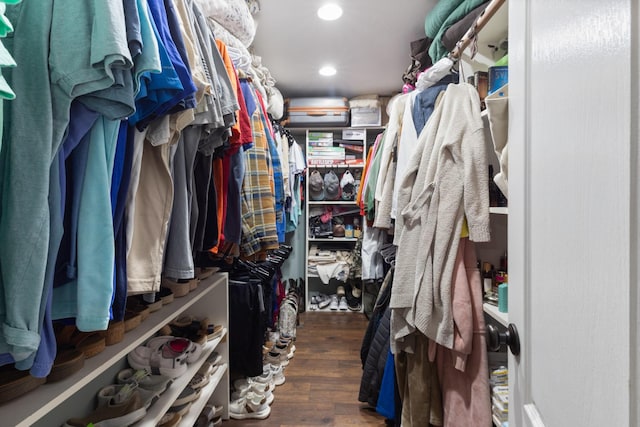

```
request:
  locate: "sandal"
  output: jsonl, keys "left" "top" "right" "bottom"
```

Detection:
{"left": 161, "top": 277, "right": 192, "bottom": 298}
{"left": 126, "top": 298, "right": 151, "bottom": 321}
{"left": 156, "top": 287, "right": 174, "bottom": 305}
{"left": 0, "top": 364, "right": 46, "bottom": 403}
{"left": 54, "top": 323, "right": 106, "bottom": 359}
{"left": 97, "top": 383, "right": 160, "bottom": 410}
{"left": 124, "top": 311, "right": 142, "bottom": 332}
{"left": 47, "top": 347, "right": 85, "bottom": 382}
{"left": 116, "top": 368, "right": 173, "bottom": 395}
{"left": 127, "top": 341, "right": 189, "bottom": 379}
{"left": 145, "top": 336, "right": 203, "bottom": 364}
{"left": 195, "top": 267, "right": 219, "bottom": 281}
{"left": 100, "top": 320, "right": 125, "bottom": 346}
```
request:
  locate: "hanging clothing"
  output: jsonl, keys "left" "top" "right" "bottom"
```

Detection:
{"left": 239, "top": 81, "right": 279, "bottom": 256}
{"left": 391, "top": 82, "right": 490, "bottom": 352}
{"left": 435, "top": 238, "right": 491, "bottom": 426}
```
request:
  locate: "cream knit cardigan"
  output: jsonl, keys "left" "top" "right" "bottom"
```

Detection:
{"left": 390, "top": 82, "right": 491, "bottom": 352}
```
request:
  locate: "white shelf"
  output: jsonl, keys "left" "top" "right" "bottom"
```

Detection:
{"left": 308, "top": 306, "right": 360, "bottom": 313}
{"left": 308, "top": 201, "right": 358, "bottom": 206}
{"left": 177, "top": 362, "right": 228, "bottom": 426}
{"left": 490, "top": 207, "right": 508, "bottom": 215}
{"left": 9, "top": 273, "right": 229, "bottom": 427}
{"left": 307, "top": 163, "right": 364, "bottom": 168}
{"left": 305, "top": 127, "right": 375, "bottom": 321}
{"left": 483, "top": 302, "right": 509, "bottom": 327}
{"left": 137, "top": 332, "right": 227, "bottom": 426}
{"left": 308, "top": 237, "right": 359, "bottom": 242}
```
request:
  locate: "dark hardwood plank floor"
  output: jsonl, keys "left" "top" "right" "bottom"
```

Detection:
{"left": 226, "top": 311, "right": 388, "bottom": 426}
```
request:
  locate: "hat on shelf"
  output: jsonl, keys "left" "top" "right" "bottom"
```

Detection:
{"left": 309, "top": 170, "right": 325, "bottom": 200}
{"left": 324, "top": 170, "right": 341, "bottom": 200}
{"left": 340, "top": 170, "right": 356, "bottom": 201}
{"left": 332, "top": 220, "right": 345, "bottom": 237}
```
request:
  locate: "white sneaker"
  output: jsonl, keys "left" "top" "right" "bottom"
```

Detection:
{"left": 316, "top": 294, "right": 331, "bottom": 309}
{"left": 264, "top": 350, "right": 289, "bottom": 367}
{"left": 269, "top": 363, "right": 286, "bottom": 386}
{"left": 233, "top": 378, "right": 274, "bottom": 395}
{"left": 229, "top": 395, "right": 271, "bottom": 420}
{"left": 329, "top": 294, "right": 339, "bottom": 310}
{"left": 231, "top": 389, "right": 275, "bottom": 406}
{"left": 338, "top": 296, "right": 348, "bottom": 311}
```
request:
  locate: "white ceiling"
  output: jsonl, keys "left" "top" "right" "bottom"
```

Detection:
{"left": 250, "top": 0, "right": 439, "bottom": 99}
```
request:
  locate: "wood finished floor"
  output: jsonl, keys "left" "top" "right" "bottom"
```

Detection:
{"left": 226, "top": 311, "right": 388, "bottom": 427}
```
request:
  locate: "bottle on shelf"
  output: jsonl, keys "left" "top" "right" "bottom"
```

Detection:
{"left": 483, "top": 262, "right": 497, "bottom": 304}
{"left": 353, "top": 218, "right": 361, "bottom": 238}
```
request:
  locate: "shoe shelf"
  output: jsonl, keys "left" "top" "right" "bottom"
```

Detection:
{"left": 137, "top": 332, "right": 228, "bottom": 426}
{"left": 10, "top": 273, "right": 229, "bottom": 427}
{"left": 177, "top": 362, "right": 228, "bottom": 427}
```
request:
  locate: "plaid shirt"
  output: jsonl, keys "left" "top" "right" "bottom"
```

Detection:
{"left": 240, "top": 86, "right": 279, "bottom": 256}
{"left": 260, "top": 105, "right": 285, "bottom": 243}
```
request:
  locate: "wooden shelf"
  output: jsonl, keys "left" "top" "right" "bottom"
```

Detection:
{"left": 483, "top": 302, "right": 508, "bottom": 327}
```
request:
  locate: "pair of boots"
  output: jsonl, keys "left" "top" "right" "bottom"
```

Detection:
{"left": 287, "top": 278, "right": 306, "bottom": 313}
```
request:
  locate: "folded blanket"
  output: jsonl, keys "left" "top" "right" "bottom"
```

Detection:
{"left": 207, "top": 18, "right": 252, "bottom": 72}
{"left": 441, "top": 1, "right": 489, "bottom": 53}
{"left": 425, "top": 0, "right": 488, "bottom": 63}
{"left": 196, "top": 0, "right": 256, "bottom": 47}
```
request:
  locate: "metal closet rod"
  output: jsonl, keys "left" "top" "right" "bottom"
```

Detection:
{"left": 449, "top": 0, "right": 507, "bottom": 60}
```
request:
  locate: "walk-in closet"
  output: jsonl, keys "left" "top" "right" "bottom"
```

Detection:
{"left": 0, "top": 0, "right": 638, "bottom": 426}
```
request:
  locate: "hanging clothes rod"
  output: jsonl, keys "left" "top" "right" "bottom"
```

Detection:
{"left": 449, "top": 0, "right": 507, "bottom": 60}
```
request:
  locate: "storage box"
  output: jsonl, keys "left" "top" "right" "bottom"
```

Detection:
{"left": 350, "top": 106, "right": 381, "bottom": 127}
{"left": 286, "top": 97, "right": 349, "bottom": 127}
{"left": 341, "top": 128, "right": 365, "bottom": 141}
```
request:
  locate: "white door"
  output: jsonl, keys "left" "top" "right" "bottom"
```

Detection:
{"left": 508, "top": 1, "right": 639, "bottom": 426}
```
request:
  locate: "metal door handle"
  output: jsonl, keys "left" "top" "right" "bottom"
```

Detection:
{"left": 487, "top": 323, "right": 521, "bottom": 356}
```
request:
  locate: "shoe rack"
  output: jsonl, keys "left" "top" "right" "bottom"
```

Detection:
{"left": 6, "top": 273, "right": 229, "bottom": 427}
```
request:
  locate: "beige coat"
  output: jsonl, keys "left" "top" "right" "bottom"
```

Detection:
{"left": 390, "top": 82, "right": 490, "bottom": 351}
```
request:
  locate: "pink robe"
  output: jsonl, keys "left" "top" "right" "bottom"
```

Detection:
{"left": 431, "top": 238, "right": 492, "bottom": 426}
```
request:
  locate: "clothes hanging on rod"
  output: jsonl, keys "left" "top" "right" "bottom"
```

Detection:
{"left": 0, "top": 0, "right": 289, "bottom": 380}
{"left": 358, "top": 2, "right": 508, "bottom": 424}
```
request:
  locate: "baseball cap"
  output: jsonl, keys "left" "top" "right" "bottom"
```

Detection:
{"left": 340, "top": 170, "right": 356, "bottom": 201}
{"left": 324, "top": 170, "right": 341, "bottom": 200}
{"left": 309, "top": 170, "right": 325, "bottom": 200}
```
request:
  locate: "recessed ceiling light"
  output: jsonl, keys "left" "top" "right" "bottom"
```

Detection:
{"left": 319, "top": 65, "right": 337, "bottom": 77}
{"left": 317, "top": 4, "right": 343, "bottom": 21}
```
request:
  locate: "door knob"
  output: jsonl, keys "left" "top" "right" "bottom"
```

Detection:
{"left": 486, "top": 323, "right": 520, "bottom": 356}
